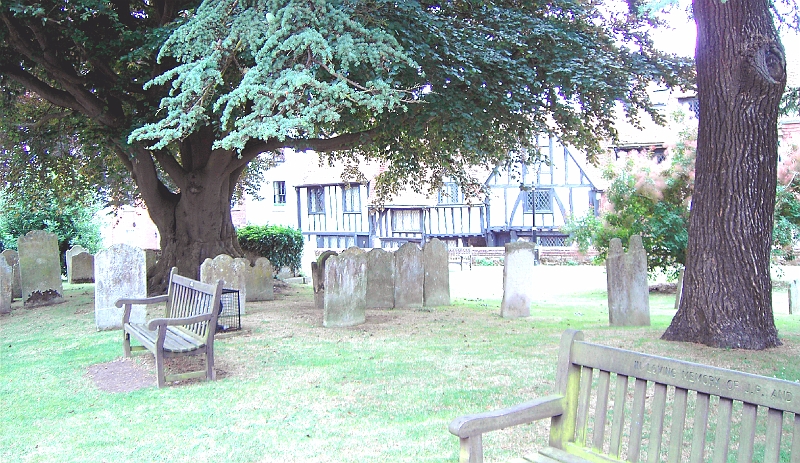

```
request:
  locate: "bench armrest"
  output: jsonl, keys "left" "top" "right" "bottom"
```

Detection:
{"left": 115, "top": 295, "right": 169, "bottom": 308}
{"left": 146, "top": 313, "right": 213, "bottom": 331}
{"left": 449, "top": 395, "right": 565, "bottom": 438}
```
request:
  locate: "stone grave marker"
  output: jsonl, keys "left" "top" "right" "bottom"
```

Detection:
{"left": 17, "top": 230, "right": 64, "bottom": 307}
{"left": 323, "top": 248, "right": 367, "bottom": 327}
{"left": 312, "top": 250, "right": 338, "bottom": 310}
{"left": 500, "top": 241, "right": 538, "bottom": 318}
{"left": 201, "top": 254, "right": 248, "bottom": 314}
{"left": 423, "top": 238, "right": 450, "bottom": 307}
{"left": 246, "top": 257, "right": 274, "bottom": 302}
{"left": 394, "top": 242, "right": 423, "bottom": 308}
{"left": 790, "top": 279, "right": 799, "bottom": 315}
{"left": 145, "top": 249, "right": 160, "bottom": 275}
{"left": 69, "top": 251, "right": 95, "bottom": 283}
{"left": 0, "top": 256, "right": 12, "bottom": 314}
{"left": 606, "top": 235, "right": 650, "bottom": 326}
{"left": 94, "top": 244, "right": 147, "bottom": 330}
{"left": 65, "top": 245, "right": 88, "bottom": 283}
{"left": 1, "top": 250, "right": 21, "bottom": 299}
{"left": 366, "top": 248, "right": 395, "bottom": 309}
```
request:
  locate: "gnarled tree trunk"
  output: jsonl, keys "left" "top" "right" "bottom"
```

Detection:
{"left": 662, "top": 0, "right": 785, "bottom": 349}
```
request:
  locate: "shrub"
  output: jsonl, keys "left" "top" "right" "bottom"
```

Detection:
{"left": 237, "top": 224, "right": 304, "bottom": 273}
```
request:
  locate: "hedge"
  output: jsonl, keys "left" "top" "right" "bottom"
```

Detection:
{"left": 237, "top": 224, "right": 304, "bottom": 273}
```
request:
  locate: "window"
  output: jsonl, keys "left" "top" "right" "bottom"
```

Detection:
{"left": 308, "top": 187, "right": 325, "bottom": 214}
{"left": 343, "top": 184, "right": 361, "bottom": 213}
{"left": 524, "top": 188, "right": 553, "bottom": 213}
{"left": 273, "top": 181, "right": 286, "bottom": 205}
{"left": 437, "top": 182, "right": 460, "bottom": 204}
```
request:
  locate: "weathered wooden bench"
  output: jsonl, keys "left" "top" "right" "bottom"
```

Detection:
{"left": 450, "top": 329, "right": 800, "bottom": 463}
{"left": 116, "top": 268, "right": 224, "bottom": 388}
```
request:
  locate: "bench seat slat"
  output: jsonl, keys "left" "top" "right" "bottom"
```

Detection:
{"left": 576, "top": 367, "right": 593, "bottom": 446}
{"left": 609, "top": 374, "right": 628, "bottom": 458}
{"left": 737, "top": 402, "right": 758, "bottom": 463}
{"left": 592, "top": 370, "right": 611, "bottom": 453}
{"left": 647, "top": 382, "right": 667, "bottom": 463}
{"left": 765, "top": 408, "right": 784, "bottom": 463}
{"left": 126, "top": 323, "right": 205, "bottom": 353}
{"left": 628, "top": 377, "right": 647, "bottom": 461}
{"left": 690, "top": 392, "right": 710, "bottom": 463}
{"left": 712, "top": 397, "right": 733, "bottom": 463}
{"left": 667, "top": 387, "right": 688, "bottom": 463}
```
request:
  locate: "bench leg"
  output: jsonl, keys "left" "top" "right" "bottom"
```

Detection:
{"left": 123, "top": 331, "right": 132, "bottom": 358}
{"left": 155, "top": 350, "right": 166, "bottom": 388}
{"left": 206, "top": 350, "right": 215, "bottom": 381}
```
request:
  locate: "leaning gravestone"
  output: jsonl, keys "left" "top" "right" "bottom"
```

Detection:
{"left": 246, "top": 257, "right": 274, "bottom": 302}
{"left": 65, "top": 245, "right": 88, "bottom": 283}
{"left": 94, "top": 244, "right": 147, "bottom": 330}
{"left": 0, "top": 256, "right": 12, "bottom": 314}
{"left": 606, "top": 235, "right": 650, "bottom": 326}
{"left": 366, "top": 248, "right": 395, "bottom": 309}
{"left": 201, "top": 254, "right": 248, "bottom": 314}
{"left": 394, "top": 242, "right": 424, "bottom": 308}
{"left": 423, "top": 238, "right": 450, "bottom": 307}
{"left": 18, "top": 230, "right": 64, "bottom": 307}
{"left": 69, "top": 251, "right": 95, "bottom": 283}
{"left": 312, "top": 250, "right": 338, "bottom": 310}
{"left": 500, "top": 241, "right": 538, "bottom": 318}
{"left": 790, "top": 279, "right": 799, "bottom": 315}
{"left": 1, "top": 249, "right": 21, "bottom": 300}
{"left": 323, "top": 248, "right": 367, "bottom": 327}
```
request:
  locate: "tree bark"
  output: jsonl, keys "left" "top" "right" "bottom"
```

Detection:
{"left": 662, "top": 0, "right": 786, "bottom": 349}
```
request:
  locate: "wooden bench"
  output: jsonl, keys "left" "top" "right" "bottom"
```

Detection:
{"left": 450, "top": 329, "right": 800, "bottom": 463}
{"left": 116, "top": 268, "right": 224, "bottom": 388}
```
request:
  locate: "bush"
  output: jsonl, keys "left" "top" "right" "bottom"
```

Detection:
{"left": 237, "top": 224, "right": 304, "bottom": 273}
{"left": 0, "top": 193, "right": 102, "bottom": 272}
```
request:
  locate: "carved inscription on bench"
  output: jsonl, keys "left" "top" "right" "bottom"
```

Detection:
{"left": 633, "top": 359, "right": 794, "bottom": 405}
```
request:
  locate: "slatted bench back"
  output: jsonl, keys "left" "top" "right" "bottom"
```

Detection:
{"left": 165, "top": 271, "right": 220, "bottom": 342}
{"left": 554, "top": 334, "right": 800, "bottom": 462}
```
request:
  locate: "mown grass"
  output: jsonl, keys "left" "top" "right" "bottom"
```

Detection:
{"left": 1, "top": 274, "right": 799, "bottom": 463}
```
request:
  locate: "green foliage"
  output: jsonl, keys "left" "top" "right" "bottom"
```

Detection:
{"left": 237, "top": 224, "right": 304, "bottom": 273}
{"left": 0, "top": 192, "right": 102, "bottom": 271}
{"left": 565, "top": 128, "right": 695, "bottom": 279}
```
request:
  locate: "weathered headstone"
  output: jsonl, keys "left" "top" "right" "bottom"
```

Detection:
{"left": 246, "top": 257, "right": 274, "bottom": 302}
{"left": 674, "top": 267, "right": 684, "bottom": 311}
{"left": 323, "top": 248, "right": 367, "bottom": 327}
{"left": 145, "top": 249, "right": 160, "bottom": 275}
{"left": 423, "top": 238, "right": 450, "bottom": 307}
{"left": 606, "top": 235, "right": 650, "bottom": 326}
{"left": 394, "top": 242, "right": 423, "bottom": 308}
{"left": 790, "top": 279, "right": 799, "bottom": 315}
{"left": 312, "top": 251, "right": 338, "bottom": 310}
{"left": 500, "top": 241, "right": 538, "bottom": 318}
{"left": 0, "top": 256, "right": 12, "bottom": 314}
{"left": 201, "top": 254, "right": 248, "bottom": 314}
{"left": 366, "top": 248, "right": 395, "bottom": 309}
{"left": 65, "top": 245, "right": 88, "bottom": 283}
{"left": 94, "top": 244, "right": 147, "bottom": 330}
{"left": 17, "top": 230, "right": 64, "bottom": 307}
{"left": 68, "top": 251, "right": 95, "bottom": 283}
{"left": 1, "top": 250, "right": 21, "bottom": 299}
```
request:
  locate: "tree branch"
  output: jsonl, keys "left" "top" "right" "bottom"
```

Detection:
{"left": 152, "top": 149, "right": 188, "bottom": 191}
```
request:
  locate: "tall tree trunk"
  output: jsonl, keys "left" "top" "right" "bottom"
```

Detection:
{"left": 662, "top": 0, "right": 786, "bottom": 349}
{"left": 123, "top": 128, "right": 245, "bottom": 294}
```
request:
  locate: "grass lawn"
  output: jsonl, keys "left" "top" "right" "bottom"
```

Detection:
{"left": 2, "top": 267, "right": 799, "bottom": 463}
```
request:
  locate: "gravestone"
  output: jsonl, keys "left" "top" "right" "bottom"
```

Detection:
{"left": 674, "top": 267, "right": 684, "bottom": 310}
{"left": 366, "top": 248, "right": 395, "bottom": 309}
{"left": 606, "top": 235, "right": 650, "bottom": 326}
{"left": 423, "top": 238, "right": 450, "bottom": 307}
{"left": 65, "top": 245, "right": 88, "bottom": 283}
{"left": 394, "top": 242, "right": 423, "bottom": 308}
{"left": 790, "top": 279, "right": 799, "bottom": 315}
{"left": 246, "top": 257, "right": 274, "bottom": 302}
{"left": 312, "top": 251, "right": 338, "bottom": 310}
{"left": 201, "top": 254, "right": 248, "bottom": 314}
{"left": 500, "top": 241, "right": 538, "bottom": 318}
{"left": 0, "top": 256, "right": 12, "bottom": 314}
{"left": 69, "top": 251, "right": 95, "bottom": 283}
{"left": 94, "top": 244, "right": 147, "bottom": 330}
{"left": 323, "top": 248, "right": 367, "bottom": 327}
{"left": 17, "top": 230, "right": 64, "bottom": 307}
{"left": 1, "top": 250, "right": 21, "bottom": 299}
{"left": 145, "top": 249, "right": 160, "bottom": 275}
